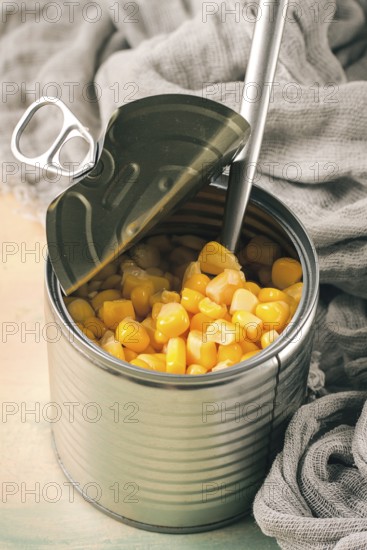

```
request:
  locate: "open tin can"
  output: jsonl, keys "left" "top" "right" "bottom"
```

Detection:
{"left": 45, "top": 182, "right": 319, "bottom": 533}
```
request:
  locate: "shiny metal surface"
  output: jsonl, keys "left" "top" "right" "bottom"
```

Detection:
{"left": 45, "top": 184, "right": 318, "bottom": 532}
{"left": 221, "top": 0, "right": 290, "bottom": 251}
{"left": 10, "top": 96, "right": 97, "bottom": 178}
{"left": 43, "top": 94, "right": 249, "bottom": 295}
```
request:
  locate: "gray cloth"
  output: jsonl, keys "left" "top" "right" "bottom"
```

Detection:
{"left": 253, "top": 392, "right": 367, "bottom": 549}
{"left": 1, "top": 1, "right": 367, "bottom": 547}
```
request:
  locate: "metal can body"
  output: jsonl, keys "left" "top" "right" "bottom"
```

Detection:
{"left": 45, "top": 184, "right": 319, "bottom": 533}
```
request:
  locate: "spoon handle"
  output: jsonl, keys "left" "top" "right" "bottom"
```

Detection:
{"left": 220, "top": 0, "right": 290, "bottom": 251}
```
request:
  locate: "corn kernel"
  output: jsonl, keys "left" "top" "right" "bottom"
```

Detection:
{"left": 115, "top": 317, "right": 150, "bottom": 352}
{"left": 186, "top": 364, "right": 207, "bottom": 375}
{"left": 100, "top": 330, "right": 116, "bottom": 346}
{"left": 199, "top": 241, "right": 241, "bottom": 275}
{"left": 67, "top": 299, "right": 95, "bottom": 323}
{"left": 230, "top": 288, "right": 259, "bottom": 314}
{"left": 206, "top": 269, "right": 245, "bottom": 305}
{"left": 152, "top": 302, "right": 164, "bottom": 321}
{"left": 184, "top": 273, "right": 210, "bottom": 294}
{"left": 101, "top": 274, "right": 122, "bottom": 290}
{"left": 166, "top": 337, "right": 186, "bottom": 374}
{"left": 258, "top": 287, "right": 290, "bottom": 303}
{"left": 102, "top": 341, "right": 125, "bottom": 361}
{"left": 137, "top": 353, "right": 166, "bottom": 372}
{"left": 255, "top": 301, "right": 290, "bottom": 332}
{"left": 170, "top": 246, "right": 197, "bottom": 266}
{"left": 181, "top": 288, "right": 205, "bottom": 314}
{"left": 130, "top": 243, "right": 161, "bottom": 269}
{"left": 261, "top": 329, "right": 280, "bottom": 349}
{"left": 88, "top": 280, "right": 102, "bottom": 292}
{"left": 131, "top": 284, "right": 154, "bottom": 317}
{"left": 204, "top": 319, "right": 240, "bottom": 345}
{"left": 272, "top": 257, "right": 302, "bottom": 289}
{"left": 84, "top": 316, "right": 107, "bottom": 339}
{"left": 141, "top": 317, "right": 163, "bottom": 351}
{"left": 154, "top": 329, "right": 169, "bottom": 345}
{"left": 76, "top": 322, "right": 96, "bottom": 340}
{"left": 198, "top": 297, "right": 227, "bottom": 319}
{"left": 156, "top": 303, "right": 190, "bottom": 337}
{"left": 124, "top": 349, "right": 138, "bottom": 361}
{"left": 146, "top": 234, "right": 172, "bottom": 252}
{"left": 172, "top": 235, "right": 206, "bottom": 250}
{"left": 284, "top": 282, "right": 303, "bottom": 303}
{"left": 130, "top": 358, "right": 150, "bottom": 369}
{"left": 231, "top": 310, "right": 263, "bottom": 342}
{"left": 74, "top": 283, "right": 89, "bottom": 298}
{"left": 217, "top": 343, "right": 243, "bottom": 364}
{"left": 146, "top": 267, "right": 163, "bottom": 276}
{"left": 243, "top": 235, "right": 281, "bottom": 266}
{"left": 91, "top": 289, "right": 121, "bottom": 312}
{"left": 186, "top": 330, "right": 217, "bottom": 370}
{"left": 239, "top": 340, "right": 260, "bottom": 354}
{"left": 190, "top": 312, "right": 213, "bottom": 333}
{"left": 258, "top": 266, "right": 272, "bottom": 286}
{"left": 212, "top": 359, "right": 234, "bottom": 372}
{"left": 243, "top": 281, "right": 261, "bottom": 296}
{"left": 100, "top": 299, "right": 135, "bottom": 329}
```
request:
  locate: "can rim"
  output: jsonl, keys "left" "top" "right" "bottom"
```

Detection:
{"left": 45, "top": 184, "right": 319, "bottom": 386}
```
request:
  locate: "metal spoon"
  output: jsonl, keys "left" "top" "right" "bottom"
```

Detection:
{"left": 221, "top": 0, "right": 290, "bottom": 251}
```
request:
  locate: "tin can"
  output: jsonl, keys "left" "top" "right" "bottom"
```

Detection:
{"left": 45, "top": 183, "right": 318, "bottom": 533}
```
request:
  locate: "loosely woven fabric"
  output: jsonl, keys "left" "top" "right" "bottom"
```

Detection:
{"left": 253, "top": 392, "right": 367, "bottom": 549}
{"left": 1, "top": 1, "right": 367, "bottom": 547}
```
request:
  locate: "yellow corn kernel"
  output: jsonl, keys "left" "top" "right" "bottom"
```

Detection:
{"left": 272, "top": 257, "right": 302, "bottom": 289}
{"left": 124, "top": 349, "right": 138, "bottom": 362}
{"left": 152, "top": 302, "right": 164, "bottom": 321}
{"left": 166, "top": 337, "right": 186, "bottom": 374}
{"left": 172, "top": 234, "right": 206, "bottom": 250}
{"left": 156, "top": 303, "right": 190, "bottom": 338}
{"left": 230, "top": 288, "right": 259, "bottom": 314}
{"left": 284, "top": 282, "right": 303, "bottom": 303}
{"left": 130, "top": 243, "right": 161, "bottom": 269}
{"left": 186, "top": 330, "right": 217, "bottom": 370}
{"left": 91, "top": 289, "right": 121, "bottom": 312}
{"left": 84, "top": 316, "right": 107, "bottom": 339}
{"left": 100, "top": 330, "right": 116, "bottom": 346}
{"left": 258, "top": 266, "right": 272, "bottom": 286}
{"left": 148, "top": 275, "right": 171, "bottom": 293}
{"left": 198, "top": 297, "right": 227, "bottom": 319}
{"left": 88, "top": 280, "right": 102, "bottom": 292}
{"left": 115, "top": 317, "right": 150, "bottom": 352}
{"left": 122, "top": 273, "right": 150, "bottom": 299}
{"left": 212, "top": 359, "right": 235, "bottom": 372}
{"left": 150, "top": 290, "right": 181, "bottom": 306}
{"left": 63, "top": 297, "right": 77, "bottom": 307}
{"left": 182, "top": 261, "right": 202, "bottom": 286}
{"left": 261, "top": 329, "right": 280, "bottom": 349}
{"left": 258, "top": 287, "right": 290, "bottom": 303}
{"left": 67, "top": 298, "right": 95, "bottom": 323}
{"left": 204, "top": 319, "right": 240, "bottom": 345}
{"left": 100, "top": 299, "right": 135, "bottom": 329}
{"left": 198, "top": 241, "right": 241, "bottom": 275}
{"left": 243, "top": 281, "right": 261, "bottom": 296}
{"left": 173, "top": 263, "right": 189, "bottom": 281}
{"left": 231, "top": 310, "right": 263, "bottom": 342}
{"left": 186, "top": 364, "right": 208, "bottom": 375}
{"left": 170, "top": 246, "right": 197, "bottom": 266}
{"left": 76, "top": 322, "right": 96, "bottom": 341}
{"left": 243, "top": 235, "right": 281, "bottom": 266}
{"left": 190, "top": 312, "right": 213, "bottom": 333}
{"left": 91, "top": 263, "right": 118, "bottom": 281}
{"left": 131, "top": 284, "right": 154, "bottom": 317}
{"left": 130, "top": 357, "right": 150, "bottom": 369}
{"left": 141, "top": 317, "right": 163, "bottom": 351}
{"left": 217, "top": 343, "right": 243, "bottom": 364}
{"left": 255, "top": 301, "right": 290, "bottom": 332}
{"left": 102, "top": 340, "right": 125, "bottom": 361}
{"left": 146, "top": 234, "right": 172, "bottom": 252}
{"left": 154, "top": 329, "right": 169, "bottom": 345}
{"left": 101, "top": 274, "right": 122, "bottom": 290}
{"left": 240, "top": 350, "right": 261, "bottom": 362}
{"left": 181, "top": 288, "right": 205, "bottom": 314}
{"left": 239, "top": 340, "right": 260, "bottom": 354}
{"left": 205, "top": 269, "right": 245, "bottom": 306}
{"left": 137, "top": 353, "right": 166, "bottom": 372}
{"left": 74, "top": 283, "right": 89, "bottom": 298}
{"left": 184, "top": 273, "right": 211, "bottom": 294}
